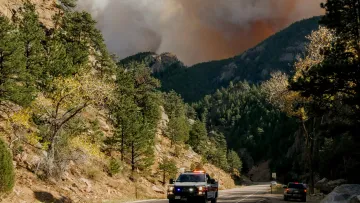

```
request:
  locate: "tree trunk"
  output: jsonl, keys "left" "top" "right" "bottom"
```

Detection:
{"left": 309, "top": 137, "right": 315, "bottom": 194}
{"left": 47, "top": 125, "right": 59, "bottom": 177}
{"left": 309, "top": 118, "right": 317, "bottom": 195}
{"left": 121, "top": 124, "right": 124, "bottom": 162}
{"left": 131, "top": 141, "right": 135, "bottom": 172}
{"left": 301, "top": 118, "right": 315, "bottom": 194}
{"left": 163, "top": 170, "right": 166, "bottom": 186}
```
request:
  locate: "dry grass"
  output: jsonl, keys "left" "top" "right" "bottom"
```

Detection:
{"left": 270, "top": 184, "right": 285, "bottom": 194}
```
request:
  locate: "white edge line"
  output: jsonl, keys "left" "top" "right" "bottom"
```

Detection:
{"left": 237, "top": 188, "right": 265, "bottom": 202}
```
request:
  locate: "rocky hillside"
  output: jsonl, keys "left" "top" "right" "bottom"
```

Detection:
{"left": 1, "top": 107, "right": 234, "bottom": 203}
{"left": 0, "top": 0, "right": 57, "bottom": 26}
{"left": 118, "top": 52, "right": 184, "bottom": 73}
{"left": 120, "top": 16, "right": 321, "bottom": 102}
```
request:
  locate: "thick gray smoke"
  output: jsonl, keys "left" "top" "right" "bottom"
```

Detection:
{"left": 77, "top": 0, "right": 324, "bottom": 65}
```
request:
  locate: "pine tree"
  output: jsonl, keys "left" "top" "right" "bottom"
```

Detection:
{"left": 0, "top": 16, "right": 34, "bottom": 106}
{"left": 17, "top": 2, "right": 46, "bottom": 83}
{"left": 207, "top": 131, "right": 229, "bottom": 170}
{"left": 0, "top": 138, "right": 15, "bottom": 193}
{"left": 125, "top": 113, "right": 155, "bottom": 173}
{"left": 188, "top": 120, "right": 208, "bottom": 155}
{"left": 227, "top": 150, "right": 242, "bottom": 174}
{"left": 163, "top": 91, "right": 190, "bottom": 146}
{"left": 163, "top": 91, "right": 185, "bottom": 119}
{"left": 167, "top": 117, "right": 190, "bottom": 146}
{"left": 159, "top": 157, "right": 178, "bottom": 185}
{"left": 60, "top": 11, "right": 92, "bottom": 70}
{"left": 112, "top": 62, "right": 161, "bottom": 173}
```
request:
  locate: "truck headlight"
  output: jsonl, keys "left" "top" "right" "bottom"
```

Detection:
{"left": 197, "top": 186, "right": 206, "bottom": 195}
{"left": 168, "top": 186, "right": 174, "bottom": 194}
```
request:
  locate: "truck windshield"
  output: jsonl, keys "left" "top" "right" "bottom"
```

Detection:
{"left": 176, "top": 174, "right": 205, "bottom": 182}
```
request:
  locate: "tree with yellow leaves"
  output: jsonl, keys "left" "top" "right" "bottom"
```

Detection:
{"left": 262, "top": 26, "right": 335, "bottom": 193}
{"left": 31, "top": 72, "right": 113, "bottom": 177}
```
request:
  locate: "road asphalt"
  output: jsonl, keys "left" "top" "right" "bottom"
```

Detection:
{"left": 128, "top": 183, "right": 272, "bottom": 203}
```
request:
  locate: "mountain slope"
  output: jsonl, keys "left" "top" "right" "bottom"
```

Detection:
{"left": 120, "top": 16, "right": 320, "bottom": 102}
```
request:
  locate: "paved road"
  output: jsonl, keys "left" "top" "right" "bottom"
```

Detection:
{"left": 129, "top": 183, "right": 270, "bottom": 203}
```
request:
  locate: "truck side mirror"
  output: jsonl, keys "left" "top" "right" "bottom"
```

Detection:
{"left": 210, "top": 179, "right": 216, "bottom": 184}
{"left": 169, "top": 179, "right": 174, "bottom": 184}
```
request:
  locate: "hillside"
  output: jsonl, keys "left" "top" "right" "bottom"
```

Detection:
{"left": 119, "top": 17, "right": 321, "bottom": 102}
{"left": 0, "top": 1, "right": 237, "bottom": 202}
{"left": 2, "top": 107, "right": 235, "bottom": 203}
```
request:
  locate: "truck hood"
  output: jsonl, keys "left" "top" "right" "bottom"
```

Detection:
{"left": 173, "top": 182, "right": 207, "bottom": 187}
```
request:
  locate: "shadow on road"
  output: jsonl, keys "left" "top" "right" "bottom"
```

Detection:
{"left": 34, "top": 191, "right": 72, "bottom": 203}
{"left": 258, "top": 194, "right": 321, "bottom": 203}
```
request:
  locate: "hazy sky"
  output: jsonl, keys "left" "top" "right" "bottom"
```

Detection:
{"left": 78, "top": 0, "right": 324, "bottom": 65}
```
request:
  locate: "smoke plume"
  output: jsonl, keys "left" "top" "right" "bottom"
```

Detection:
{"left": 77, "top": 0, "right": 324, "bottom": 65}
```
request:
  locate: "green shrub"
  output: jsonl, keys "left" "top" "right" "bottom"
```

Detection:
{"left": 109, "top": 158, "right": 122, "bottom": 176}
{"left": 86, "top": 168, "right": 101, "bottom": 180}
{"left": 0, "top": 138, "right": 15, "bottom": 193}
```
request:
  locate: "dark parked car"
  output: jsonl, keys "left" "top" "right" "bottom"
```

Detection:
{"left": 283, "top": 182, "right": 307, "bottom": 202}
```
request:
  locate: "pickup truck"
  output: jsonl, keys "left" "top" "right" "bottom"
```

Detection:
{"left": 167, "top": 170, "right": 218, "bottom": 203}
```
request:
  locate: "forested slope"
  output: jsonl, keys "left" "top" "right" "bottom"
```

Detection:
{"left": 119, "top": 17, "right": 321, "bottom": 102}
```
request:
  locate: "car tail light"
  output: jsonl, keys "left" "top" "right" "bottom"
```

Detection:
{"left": 304, "top": 189, "right": 307, "bottom": 193}
{"left": 286, "top": 189, "right": 289, "bottom": 192}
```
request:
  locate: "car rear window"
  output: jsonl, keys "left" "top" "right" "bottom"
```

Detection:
{"left": 288, "top": 183, "right": 305, "bottom": 189}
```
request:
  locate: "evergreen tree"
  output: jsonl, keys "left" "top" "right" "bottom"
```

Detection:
{"left": 188, "top": 120, "right": 208, "bottom": 155}
{"left": 0, "top": 16, "right": 34, "bottom": 106}
{"left": 125, "top": 113, "right": 155, "bottom": 173}
{"left": 163, "top": 91, "right": 190, "bottom": 146}
{"left": 0, "top": 138, "right": 15, "bottom": 193}
{"left": 158, "top": 157, "right": 177, "bottom": 185}
{"left": 17, "top": 2, "right": 46, "bottom": 84}
{"left": 167, "top": 117, "right": 190, "bottom": 146}
{"left": 207, "top": 131, "right": 229, "bottom": 171}
{"left": 163, "top": 91, "right": 185, "bottom": 119}
{"left": 112, "top": 62, "right": 161, "bottom": 173}
{"left": 227, "top": 150, "right": 242, "bottom": 174}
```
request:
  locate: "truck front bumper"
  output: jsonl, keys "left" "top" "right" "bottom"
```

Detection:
{"left": 167, "top": 192, "right": 206, "bottom": 201}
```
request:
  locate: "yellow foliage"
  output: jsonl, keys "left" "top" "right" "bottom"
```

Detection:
{"left": 10, "top": 108, "right": 32, "bottom": 129}
{"left": 70, "top": 136, "right": 105, "bottom": 159}
{"left": 294, "top": 26, "right": 335, "bottom": 81}
{"left": 32, "top": 72, "right": 115, "bottom": 118}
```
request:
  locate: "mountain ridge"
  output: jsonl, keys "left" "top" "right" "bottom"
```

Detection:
{"left": 119, "top": 16, "right": 321, "bottom": 102}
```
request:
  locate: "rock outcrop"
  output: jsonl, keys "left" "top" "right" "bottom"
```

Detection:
{"left": 0, "top": 0, "right": 58, "bottom": 27}
{"left": 315, "top": 178, "right": 348, "bottom": 194}
{"left": 321, "top": 184, "right": 360, "bottom": 203}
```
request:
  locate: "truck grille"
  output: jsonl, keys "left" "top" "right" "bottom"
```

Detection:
{"left": 174, "top": 186, "right": 198, "bottom": 195}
